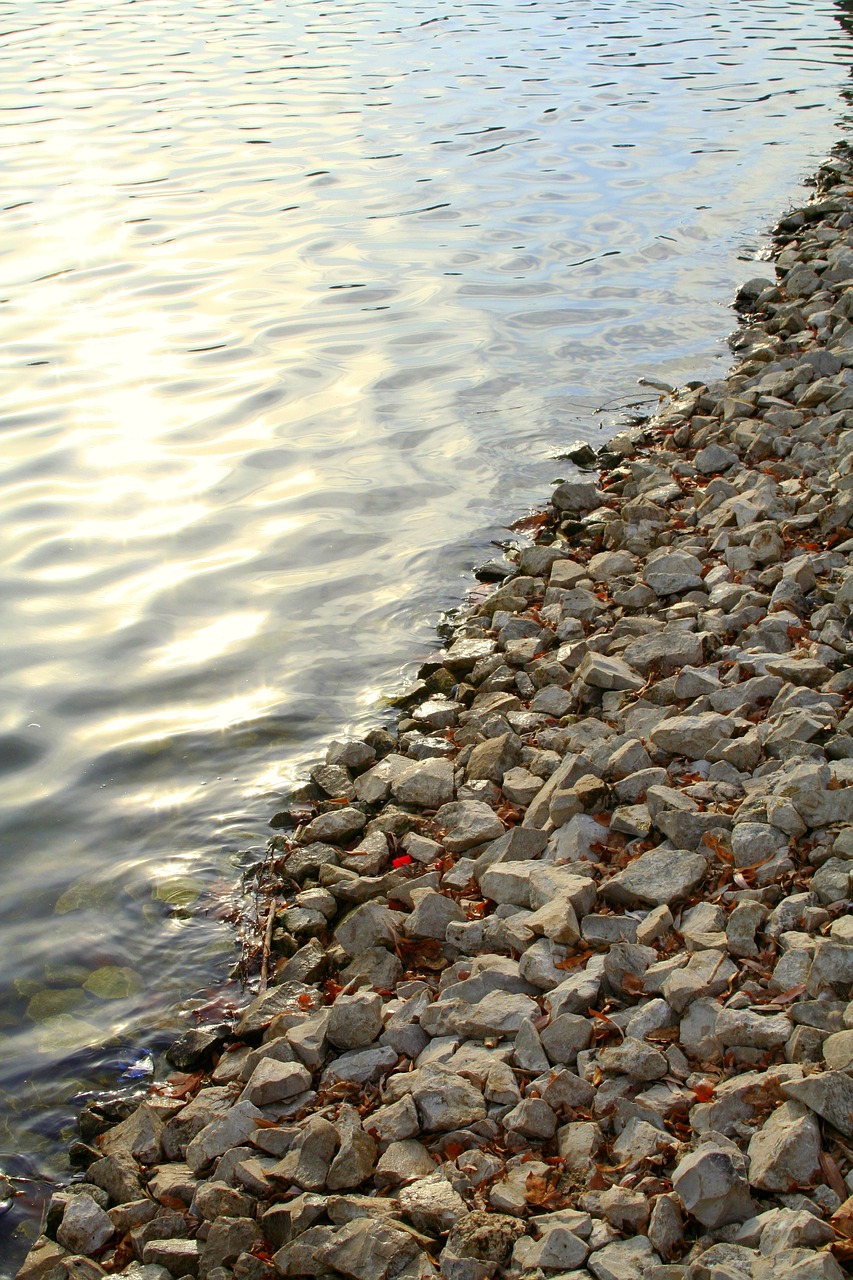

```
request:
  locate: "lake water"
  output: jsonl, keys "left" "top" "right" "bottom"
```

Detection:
{"left": 2, "top": 0, "right": 853, "bottom": 1265}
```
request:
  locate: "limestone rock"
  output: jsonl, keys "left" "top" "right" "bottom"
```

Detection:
{"left": 603, "top": 847, "right": 706, "bottom": 908}
{"left": 56, "top": 1193, "right": 114, "bottom": 1255}
{"left": 436, "top": 801, "right": 504, "bottom": 852}
{"left": 747, "top": 1101, "right": 821, "bottom": 1192}
{"left": 671, "top": 1134, "right": 754, "bottom": 1228}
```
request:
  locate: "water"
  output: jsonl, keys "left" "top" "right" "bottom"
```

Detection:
{"left": 2, "top": 0, "right": 853, "bottom": 1264}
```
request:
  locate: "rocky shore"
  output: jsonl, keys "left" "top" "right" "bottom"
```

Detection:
{"left": 17, "top": 145, "right": 853, "bottom": 1280}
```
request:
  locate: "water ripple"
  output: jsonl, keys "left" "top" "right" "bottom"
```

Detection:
{"left": 1, "top": 0, "right": 853, "bottom": 1267}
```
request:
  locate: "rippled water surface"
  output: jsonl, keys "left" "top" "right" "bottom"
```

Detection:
{"left": 2, "top": 0, "right": 853, "bottom": 1264}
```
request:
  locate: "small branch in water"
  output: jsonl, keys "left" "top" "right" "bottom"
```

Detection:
{"left": 258, "top": 898, "right": 277, "bottom": 994}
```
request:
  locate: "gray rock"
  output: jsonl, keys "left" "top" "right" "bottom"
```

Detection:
{"left": 603, "top": 847, "right": 706, "bottom": 908}
{"left": 374, "top": 1139, "right": 436, "bottom": 1187}
{"left": 328, "top": 991, "right": 384, "bottom": 1050}
{"left": 577, "top": 652, "right": 644, "bottom": 692}
{"left": 663, "top": 950, "right": 737, "bottom": 1014}
{"left": 466, "top": 734, "right": 521, "bottom": 784}
{"left": 553, "top": 479, "right": 604, "bottom": 513}
{"left": 200, "top": 1216, "right": 261, "bottom": 1277}
{"left": 186, "top": 1102, "right": 265, "bottom": 1174}
{"left": 444, "top": 1210, "right": 526, "bottom": 1268}
{"left": 782, "top": 1069, "right": 853, "bottom": 1138}
{"left": 315, "top": 1218, "right": 426, "bottom": 1280}
{"left": 236, "top": 982, "right": 324, "bottom": 1037}
{"left": 239, "top": 1059, "right": 311, "bottom": 1107}
{"left": 397, "top": 1171, "right": 467, "bottom": 1234}
{"left": 435, "top": 801, "right": 504, "bottom": 852}
{"left": 587, "top": 1235, "right": 660, "bottom": 1280}
{"left": 57, "top": 1193, "right": 114, "bottom": 1255}
{"left": 598, "top": 1185, "right": 650, "bottom": 1232}
{"left": 808, "top": 938, "right": 853, "bottom": 995}
{"left": 502, "top": 1097, "right": 557, "bottom": 1139}
{"left": 649, "top": 712, "right": 734, "bottom": 759}
{"left": 696, "top": 444, "right": 738, "bottom": 474}
{"left": 598, "top": 1037, "right": 668, "bottom": 1081}
{"left": 367, "top": 1095, "right": 421, "bottom": 1143}
{"left": 405, "top": 888, "right": 465, "bottom": 939}
{"left": 541, "top": 1013, "right": 593, "bottom": 1064}
{"left": 671, "top": 1135, "right": 754, "bottom": 1228}
{"left": 644, "top": 548, "right": 705, "bottom": 595}
{"left": 512, "top": 1227, "right": 588, "bottom": 1272}
{"left": 320, "top": 1044, "right": 398, "bottom": 1087}
{"left": 412, "top": 1070, "right": 487, "bottom": 1132}
{"left": 327, "top": 1104, "right": 377, "bottom": 1191}
{"left": 392, "top": 758, "right": 455, "bottom": 809}
{"left": 747, "top": 1101, "right": 821, "bottom": 1192}
{"left": 757, "top": 1207, "right": 834, "bottom": 1256}
{"left": 731, "top": 822, "right": 786, "bottom": 868}
{"left": 751, "top": 1249, "right": 844, "bottom": 1280}
{"left": 141, "top": 1240, "right": 201, "bottom": 1277}
{"left": 334, "top": 902, "right": 402, "bottom": 956}
{"left": 715, "top": 1006, "right": 791, "bottom": 1050}
{"left": 355, "top": 755, "right": 412, "bottom": 805}
{"left": 648, "top": 1193, "right": 683, "bottom": 1260}
{"left": 290, "top": 1116, "right": 338, "bottom": 1191}
{"left": 622, "top": 627, "right": 704, "bottom": 676}
{"left": 300, "top": 806, "right": 367, "bottom": 845}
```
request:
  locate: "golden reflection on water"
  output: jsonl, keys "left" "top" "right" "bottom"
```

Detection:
{"left": 152, "top": 611, "right": 267, "bottom": 670}
{"left": 85, "top": 687, "right": 280, "bottom": 748}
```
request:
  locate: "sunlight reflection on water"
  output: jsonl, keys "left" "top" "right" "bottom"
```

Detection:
{"left": 1, "top": 0, "right": 853, "bottom": 1265}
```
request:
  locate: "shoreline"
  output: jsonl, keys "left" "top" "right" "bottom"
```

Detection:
{"left": 16, "top": 144, "right": 853, "bottom": 1280}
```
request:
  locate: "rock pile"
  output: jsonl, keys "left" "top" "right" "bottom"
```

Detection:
{"left": 17, "top": 148, "right": 853, "bottom": 1280}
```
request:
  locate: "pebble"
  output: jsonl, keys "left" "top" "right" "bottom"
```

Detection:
{"left": 19, "top": 142, "right": 853, "bottom": 1280}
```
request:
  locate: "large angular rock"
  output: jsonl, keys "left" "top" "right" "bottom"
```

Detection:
{"left": 334, "top": 902, "right": 402, "bottom": 957}
{"left": 782, "top": 1070, "right": 853, "bottom": 1138}
{"left": 98, "top": 1101, "right": 163, "bottom": 1166}
{"left": 576, "top": 652, "right": 644, "bottom": 692}
{"left": 643, "top": 548, "right": 704, "bottom": 595}
{"left": 299, "top": 806, "right": 367, "bottom": 845}
{"left": 186, "top": 1101, "right": 265, "bottom": 1173}
{"left": 327, "top": 1104, "right": 377, "bottom": 1191}
{"left": 443, "top": 1210, "right": 526, "bottom": 1271}
{"left": 328, "top": 991, "right": 383, "bottom": 1050}
{"left": 649, "top": 712, "right": 734, "bottom": 759}
{"left": 602, "top": 847, "right": 706, "bottom": 907}
{"left": 56, "top": 1193, "right": 114, "bottom": 1255}
{"left": 466, "top": 734, "right": 521, "bottom": 784}
{"left": 289, "top": 1116, "right": 339, "bottom": 1191}
{"left": 405, "top": 888, "right": 465, "bottom": 939}
{"left": 239, "top": 1059, "right": 311, "bottom": 1106}
{"left": 236, "top": 982, "right": 324, "bottom": 1037}
{"left": 397, "top": 1171, "right": 467, "bottom": 1234}
{"left": 671, "top": 1134, "right": 754, "bottom": 1228}
{"left": 513, "top": 1228, "right": 588, "bottom": 1273}
{"left": 315, "top": 1218, "right": 426, "bottom": 1280}
{"left": 391, "top": 758, "right": 455, "bottom": 809}
{"left": 747, "top": 1101, "right": 821, "bottom": 1192}
{"left": 622, "top": 627, "right": 703, "bottom": 676}
{"left": 587, "top": 1236, "right": 659, "bottom": 1280}
{"left": 411, "top": 1070, "right": 487, "bottom": 1132}
{"left": 375, "top": 1139, "right": 436, "bottom": 1187}
{"left": 435, "top": 801, "right": 504, "bottom": 852}
{"left": 552, "top": 478, "right": 604, "bottom": 513}
{"left": 142, "top": 1239, "right": 201, "bottom": 1276}
{"left": 199, "top": 1216, "right": 261, "bottom": 1276}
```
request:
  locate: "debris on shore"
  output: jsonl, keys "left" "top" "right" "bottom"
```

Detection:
{"left": 17, "top": 145, "right": 853, "bottom": 1280}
